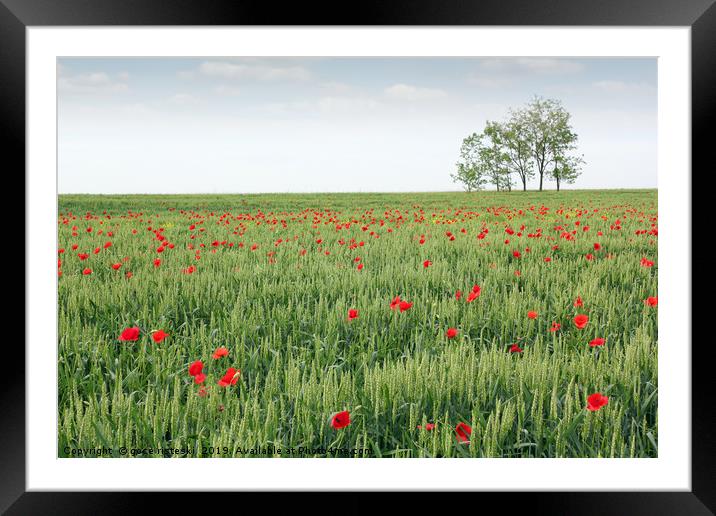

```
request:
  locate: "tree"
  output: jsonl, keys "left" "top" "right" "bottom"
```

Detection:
{"left": 549, "top": 154, "right": 584, "bottom": 191}
{"left": 482, "top": 121, "right": 514, "bottom": 191}
{"left": 516, "top": 96, "right": 578, "bottom": 191}
{"left": 499, "top": 114, "right": 534, "bottom": 191}
{"left": 451, "top": 132, "right": 489, "bottom": 192}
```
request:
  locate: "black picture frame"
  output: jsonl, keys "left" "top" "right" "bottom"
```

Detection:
{"left": 7, "top": 0, "right": 709, "bottom": 513}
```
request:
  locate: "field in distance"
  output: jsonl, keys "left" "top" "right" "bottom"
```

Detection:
{"left": 58, "top": 190, "right": 658, "bottom": 458}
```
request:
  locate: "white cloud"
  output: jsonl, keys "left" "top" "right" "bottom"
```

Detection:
{"left": 467, "top": 58, "right": 585, "bottom": 89}
{"left": 384, "top": 83, "right": 447, "bottom": 101}
{"left": 214, "top": 85, "right": 241, "bottom": 96}
{"left": 58, "top": 72, "right": 129, "bottom": 94}
{"left": 480, "top": 58, "right": 585, "bottom": 74}
{"left": 592, "top": 80, "right": 655, "bottom": 94}
{"left": 197, "top": 61, "right": 311, "bottom": 81}
{"left": 166, "top": 93, "right": 202, "bottom": 105}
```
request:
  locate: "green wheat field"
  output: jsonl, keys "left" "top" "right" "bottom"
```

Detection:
{"left": 57, "top": 190, "right": 658, "bottom": 458}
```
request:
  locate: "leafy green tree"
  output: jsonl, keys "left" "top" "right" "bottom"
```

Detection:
{"left": 499, "top": 114, "right": 534, "bottom": 191}
{"left": 549, "top": 154, "right": 584, "bottom": 191}
{"left": 516, "top": 96, "right": 578, "bottom": 191}
{"left": 482, "top": 121, "right": 514, "bottom": 191}
{"left": 451, "top": 132, "right": 489, "bottom": 192}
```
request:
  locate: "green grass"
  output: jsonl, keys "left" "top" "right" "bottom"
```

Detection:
{"left": 57, "top": 190, "right": 658, "bottom": 458}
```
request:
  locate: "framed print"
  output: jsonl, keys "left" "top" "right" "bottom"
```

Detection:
{"left": 8, "top": 0, "right": 712, "bottom": 513}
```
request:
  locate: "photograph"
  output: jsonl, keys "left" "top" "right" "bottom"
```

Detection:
{"left": 56, "top": 56, "right": 659, "bottom": 459}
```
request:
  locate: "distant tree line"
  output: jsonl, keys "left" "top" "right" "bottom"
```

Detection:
{"left": 451, "top": 96, "right": 585, "bottom": 192}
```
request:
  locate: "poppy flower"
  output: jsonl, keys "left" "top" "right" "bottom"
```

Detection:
{"left": 212, "top": 347, "right": 229, "bottom": 359}
{"left": 389, "top": 296, "right": 401, "bottom": 310}
{"left": 330, "top": 410, "right": 351, "bottom": 429}
{"left": 188, "top": 360, "right": 203, "bottom": 377}
{"left": 640, "top": 257, "right": 654, "bottom": 267}
{"left": 509, "top": 344, "right": 523, "bottom": 353}
{"left": 527, "top": 311, "right": 538, "bottom": 320}
{"left": 455, "top": 290, "right": 462, "bottom": 300}
{"left": 347, "top": 309, "right": 359, "bottom": 321}
{"left": 466, "top": 291, "right": 480, "bottom": 303}
{"left": 151, "top": 330, "right": 169, "bottom": 343}
{"left": 589, "top": 338, "right": 605, "bottom": 347}
{"left": 446, "top": 328, "right": 458, "bottom": 339}
{"left": 398, "top": 301, "right": 413, "bottom": 312}
{"left": 111, "top": 263, "right": 122, "bottom": 270}
{"left": 549, "top": 322, "right": 561, "bottom": 332}
{"left": 82, "top": 268, "right": 92, "bottom": 275}
{"left": 423, "top": 260, "right": 432, "bottom": 268}
{"left": 193, "top": 373, "right": 207, "bottom": 384}
{"left": 645, "top": 296, "right": 658, "bottom": 307}
{"left": 593, "top": 243, "right": 601, "bottom": 251}
{"left": 118, "top": 326, "right": 140, "bottom": 341}
{"left": 586, "top": 392, "right": 609, "bottom": 411}
{"left": 417, "top": 423, "right": 436, "bottom": 431}
{"left": 574, "top": 314, "right": 589, "bottom": 329}
{"left": 154, "top": 259, "right": 161, "bottom": 268}
{"left": 218, "top": 367, "right": 240, "bottom": 387}
{"left": 357, "top": 263, "right": 364, "bottom": 271}
{"left": 574, "top": 296, "right": 584, "bottom": 307}
{"left": 455, "top": 422, "right": 472, "bottom": 443}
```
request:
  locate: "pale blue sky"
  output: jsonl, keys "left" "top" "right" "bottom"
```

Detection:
{"left": 58, "top": 57, "right": 657, "bottom": 193}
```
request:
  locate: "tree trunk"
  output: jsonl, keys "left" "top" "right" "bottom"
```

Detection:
{"left": 556, "top": 179, "right": 560, "bottom": 191}
{"left": 539, "top": 173, "right": 543, "bottom": 191}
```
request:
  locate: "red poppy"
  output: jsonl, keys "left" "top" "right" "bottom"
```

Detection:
{"left": 212, "top": 347, "right": 229, "bottom": 359}
{"left": 347, "top": 309, "right": 359, "bottom": 321}
{"left": 455, "top": 290, "right": 462, "bottom": 300}
{"left": 399, "top": 301, "right": 413, "bottom": 312}
{"left": 118, "top": 326, "right": 140, "bottom": 341}
{"left": 589, "top": 338, "right": 605, "bottom": 347}
{"left": 423, "top": 260, "right": 432, "bottom": 268}
{"left": 82, "top": 268, "right": 92, "bottom": 275}
{"left": 418, "top": 423, "right": 436, "bottom": 431}
{"left": 586, "top": 392, "right": 609, "bottom": 411}
{"left": 455, "top": 422, "right": 472, "bottom": 443}
{"left": 509, "top": 344, "right": 523, "bottom": 353}
{"left": 466, "top": 290, "right": 480, "bottom": 303}
{"left": 193, "top": 373, "right": 207, "bottom": 384}
{"left": 574, "top": 314, "right": 589, "bottom": 329}
{"left": 574, "top": 296, "right": 584, "bottom": 307}
{"left": 111, "top": 263, "right": 122, "bottom": 270}
{"left": 389, "top": 296, "right": 401, "bottom": 310}
{"left": 218, "top": 367, "right": 240, "bottom": 387}
{"left": 527, "top": 311, "right": 538, "bottom": 320}
{"left": 640, "top": 257, "right": 654, "bottom": 267}
{"left": 331, "top": 410, "right": 351, "bottom": 429}
{"left": 549, "top": 322, "right": 561, "bottom": 332}
{"left": 357, "top": 263, "right": 364, "bottom": 271}
{"left": 645, "top": 296, "right": 658, "bottom": 307}
{"left": 188, "top": 360, "right": 203, "bottom": 377}
{"left": 154, "top": 259, "right": 161, "bottom": 268}
{"left": 151, "top": 330, "right": 169, "bottom": 343}
{"left": 446, "top": 328, "right": 458, "bottom": 339}
{"left": 593, "top": 243, "right": 601, "bottom": 251}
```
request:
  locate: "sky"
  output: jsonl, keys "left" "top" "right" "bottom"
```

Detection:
{"left": 57, "top": 57, "right": 657, "bottom": 194}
